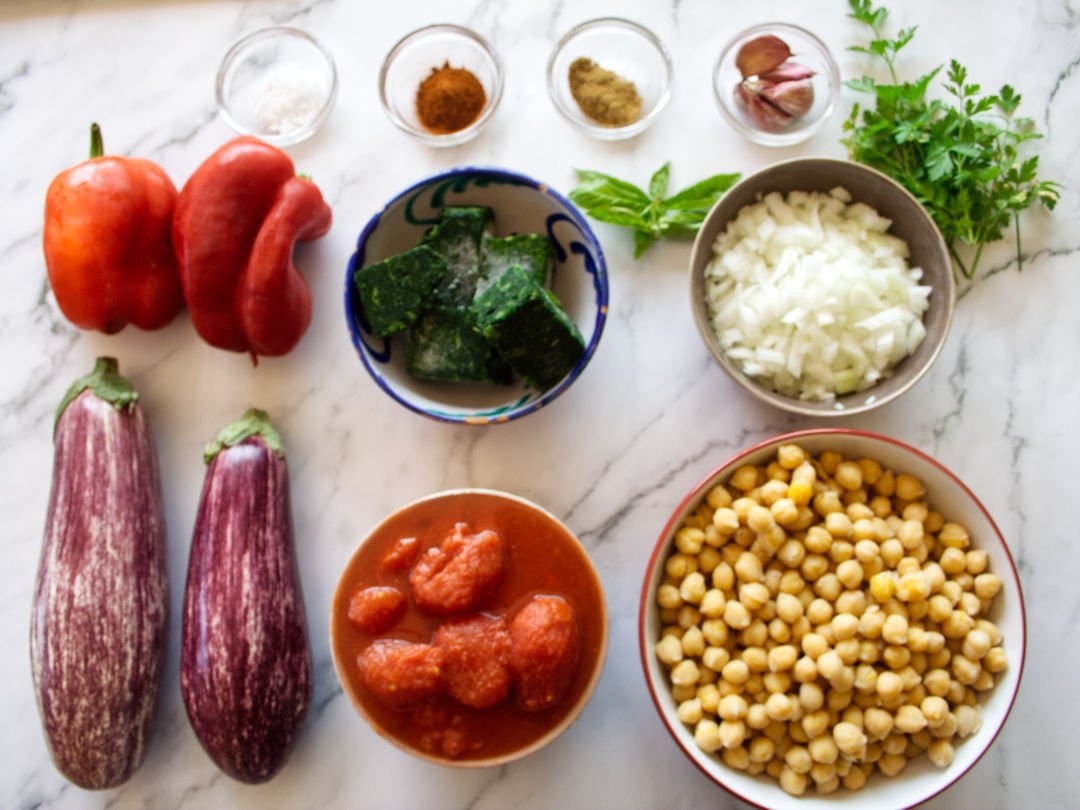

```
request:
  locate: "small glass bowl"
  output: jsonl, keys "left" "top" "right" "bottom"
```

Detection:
{"left": 714, "top": 22, "right": 839, "bottom": 147}
{"left": 547, "top": 17, "right": 672, "bottom": 140}
{"left": 216, "top": 27, "right": 337, "bottom": 146}
{"left": 379, "top": 24, "right": 503, "bottom": 147}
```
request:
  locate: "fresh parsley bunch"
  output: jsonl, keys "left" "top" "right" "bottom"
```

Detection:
{"left": 843, "top": 0, "right": 1060, "bottom": 281}
{"left": 569, "top": 163, "right": 740, "bottom": 258}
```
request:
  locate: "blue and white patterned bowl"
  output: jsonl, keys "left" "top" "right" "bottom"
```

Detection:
{"left": 345, "top": 166, "right": 609, "bottom": 425}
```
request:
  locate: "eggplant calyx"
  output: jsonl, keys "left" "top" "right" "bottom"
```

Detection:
{"left": 204, "top": 407, "right": 285, "bottom": 464}
{"left": 54, "top": 356, "right": 138, "bottom": 436}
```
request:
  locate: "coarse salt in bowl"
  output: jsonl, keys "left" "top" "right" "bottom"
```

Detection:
{"left": 216, "top": 27, "right": 337, "bottom": 146}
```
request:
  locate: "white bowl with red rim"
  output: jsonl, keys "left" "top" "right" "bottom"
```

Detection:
{"left": 638, "top": 429, "right": 1026, "bottom": 809}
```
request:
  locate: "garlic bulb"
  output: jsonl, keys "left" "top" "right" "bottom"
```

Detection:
{"left": 734, "top": 35, "right": 816, "bottom": 132}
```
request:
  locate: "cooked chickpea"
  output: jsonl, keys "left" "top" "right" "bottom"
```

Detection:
{"left": 723, "top": 600, "right": 752, "bottom": 631}
{"left": 734, "top": 551, "right": 764, "bottom": 583}
{"left": 894, "top": 704, "right": 928, "bottom": 734}
{"left": 808, "top": 734, "right": 839, "bottom": 764}
{"left": 882, "top": 613, "right": 909, "bottom": 645}
{"left": 730, "top": 465, "right": 760, "bottom": 492}
{"left": 722, "top": 745, "right": 751, "bottom": 771}
{"left": 824, "top": 511, "right": 853, "bottom": 539}
{"left": 712, "top": 507, "right": 739, "bottom": 535}
{"left": 779, "top": 766, "right": 808, "bottom": 796}
{"left": 694, "top": 719, "right": 722, "bottom": 753}
{"left": 676, "top": 605, "right": 702, "bottom": 629}
{"left": 927, "top": 738, "right": 954, "bottom": 768}
{"left": 869, "top": 571, "right": 897, "bottom": 602}
{"left": 681, "top": 626, "right": 705, "bottom": 658}
{"left": 962, "top": 628, "right": 992, "bottom": 660}
{"left": 655, "top": 635, "right": 684, "bottom": 667}
{"left": 792, "top": 656, "right": 819, "bottom": 685}
{"left": 761, "top": 692, "right": 793, "bottom": 722}
{"left": 742, "top": 646, "right": 768, "bottom": 674}
{"left": 983, "top": 646, "right": 1007, "bottom": 675}
{"left": 806, "top": 598, "right": 834, "bottom": 626}
{"left": 675, "top": 527, "right": 705, "bottom": 555}
{"left": 974, "top": 573, "right": 1003, "bottom": 600}
{"left": 774, "top": 592, "right": 802, "bottom": 625}
{"left": 895, "top": 473, "right": 925, "bottom": 501}
{"left": 938, "top": 522, "right": 970, "bottom": 549}
{"left": 801, "top": 633, "right": 828, "bottom": 661}
{"left": 677, "top": 698, "right": 703, "bottom": 724}
{"left": 739, "top": 582, "right": 770, "bottom": 611}
{"left": 876, "top": 671, "right": 903, "bottom": 701}
{"left": 721, "top": 659, "right": 750, "bottom": 685}
{"left": 698, "top": 683, "right": 721, "bottom": 715}
{"left": 706, "top": 484, "right": 733, "bottom": 510}
{"left": 671, "top": 659, "right": 700, "bottom": 687}
{"left": 718, "top": 719, "right": 747, "bottom": 749}
{"left": 785, "top": 744, "right": 813, "bottom": 774}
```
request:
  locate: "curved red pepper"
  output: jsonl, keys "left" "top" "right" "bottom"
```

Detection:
{"left": 173, "top": 137, "right": 332, "bottom": 359}
{"left": 44, "top": 124, "right": 182, "bottom": 333}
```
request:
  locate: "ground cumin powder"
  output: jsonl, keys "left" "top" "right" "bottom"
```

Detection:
{"left": 568, "top": 57, "right": 642, "bottom": 127}
{"left": 416, "top": 63, "right": 486, "bottom": 134}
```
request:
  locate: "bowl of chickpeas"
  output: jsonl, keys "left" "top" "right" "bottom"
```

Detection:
{"left": 639, "top": 429, "right": 1024, "bottom": 809}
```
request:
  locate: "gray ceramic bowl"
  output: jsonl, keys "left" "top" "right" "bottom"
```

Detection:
{"left": 690, "top": 158, "right": 954, "bottom": 417}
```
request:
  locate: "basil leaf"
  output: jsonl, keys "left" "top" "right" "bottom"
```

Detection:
{"left": 577, "top": 205, "right": 651, "bottom": 229}
{"left": 571, "top": 169, "right": 651, "bottom": 208}
{"left": 648, "top": 162, "right": 671, "bottom": 199}
{"left": 633, "top": 229, "right": 660, "bottom": 258}
{"left": 663, "top": 173, "right": 741, "bottom": 211}
{"left": 659, "top": 208, "right": 709, "bottom": 235}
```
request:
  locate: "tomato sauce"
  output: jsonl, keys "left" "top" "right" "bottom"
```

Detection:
{"left": 331, "top": 491, "right": 606, "bottom": 763}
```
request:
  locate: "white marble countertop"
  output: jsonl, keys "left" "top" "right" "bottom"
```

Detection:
{"left": 2, "top": 1, "right": 1078, "bottom": 808}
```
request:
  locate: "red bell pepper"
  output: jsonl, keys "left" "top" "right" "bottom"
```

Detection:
{"left": 43, "top": 124, "right": 182, "bottom": 333}
{"left": 173, "top": 137, "right": 332, "bottom": 359}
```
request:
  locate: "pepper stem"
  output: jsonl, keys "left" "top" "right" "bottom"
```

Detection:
{"left": 204, "top": 407, "right": 285, "bottom": 464}
{"left": 90, "top": 123, "right": 104, "bottom": 159}
{"left": 54, "top": 356, "right": 139, "bottom": 435}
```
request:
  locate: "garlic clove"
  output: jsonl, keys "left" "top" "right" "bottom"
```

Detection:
{"left": 735, "top": 35, "right": 793, "bottom": 79}
{"left": 734, "top": 82, "right": 794, "bottom": 132}
{"left": 760, "top": 78, "right": 815, "bottom": 118}
{"left": 758, "top": 62, "right": 816, "bottom": 84}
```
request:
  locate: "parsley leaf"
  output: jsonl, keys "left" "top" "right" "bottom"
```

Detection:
{"left": 569, "top": 164, "right": 740, "bottom": 259}
{"left": 843, "top": 0, "right": 1060, "bottom": 281}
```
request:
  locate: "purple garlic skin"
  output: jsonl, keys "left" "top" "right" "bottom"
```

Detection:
{"left": 735, "top": 34, "right": 793, "bottom": 78}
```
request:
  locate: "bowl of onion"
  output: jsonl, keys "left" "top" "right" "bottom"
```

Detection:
{"left": 689, "top": 158, "right": 954, "bottom": 417}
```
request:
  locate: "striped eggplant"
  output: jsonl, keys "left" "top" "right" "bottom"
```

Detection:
{"left": 30, "top": 357, "right": 168, "bottom": 790}
{"left": 180, "top": 408, "right": 312, "bottom": 784}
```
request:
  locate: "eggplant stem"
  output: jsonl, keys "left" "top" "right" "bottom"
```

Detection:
{"left": 204, "top": 407, "right": 285, "bottom": 463}
{"left": 54, "top": 357, "right": 139, "bottom": 437}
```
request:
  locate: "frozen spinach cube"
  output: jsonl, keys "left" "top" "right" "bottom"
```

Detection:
{"left": 352, "top": 245, "right": 447, "bottom": 338}
{"left": 406, "top": 308, "right": 513, "bottom": 384}
{"left": 478, "top": 233, "right": 553, "bottom": 295}
{"left": 473, "top": 266, "right": 586, "bottom": 391}
{"left": 420, "top": 206, "right": 494, "bottom": 307}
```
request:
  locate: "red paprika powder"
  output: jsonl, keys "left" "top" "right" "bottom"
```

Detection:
{"left": 415, "top": 63, "right": 486, "bottom": 134}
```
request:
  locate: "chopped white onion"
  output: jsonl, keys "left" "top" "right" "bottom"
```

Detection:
{"left": 704, "top": 187, "right": 931, "bottom": 402}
